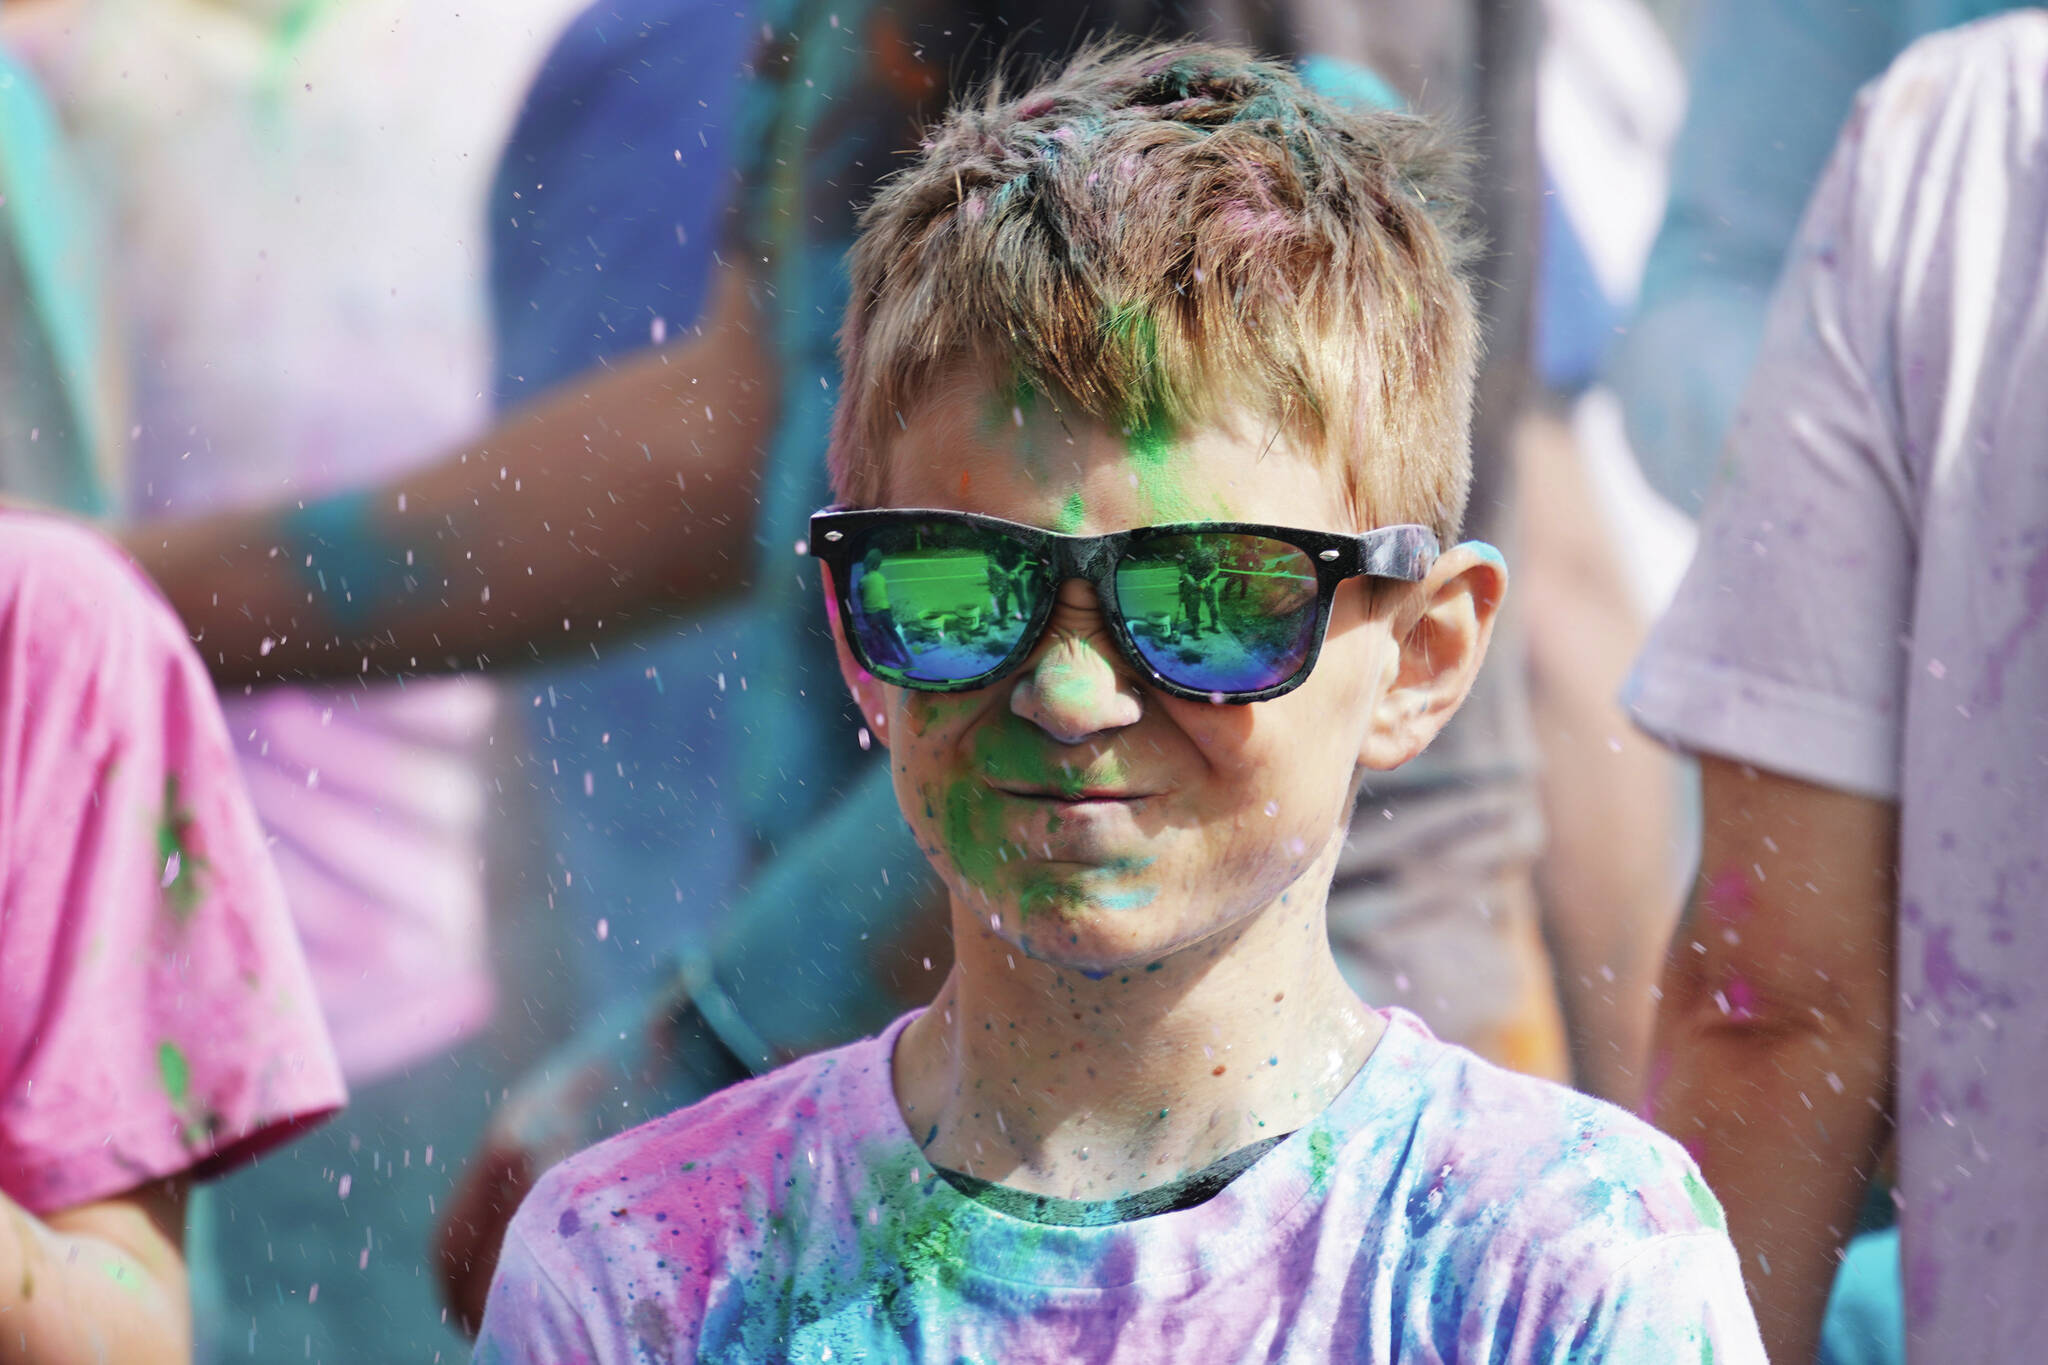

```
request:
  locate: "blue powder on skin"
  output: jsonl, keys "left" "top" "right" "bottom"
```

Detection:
{"left": 281, "top": 487, "right": 427, "bottom": 632}
{"left": 1459, "top": 539, "right": 1507, "bottom": 571}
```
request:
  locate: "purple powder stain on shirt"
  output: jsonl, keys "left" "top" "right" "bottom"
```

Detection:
{"left": 557, "top": 1207, "right": 582, "bottom": 1239}
{"left": 629, "top": 1300, "right": 676, "bottom": 1357}
{"left": 1977, "top": 538, "right": 2048, "bottom": 706}
{"left": 1921, "top": 925, "right": 1985, "bottom": 1014}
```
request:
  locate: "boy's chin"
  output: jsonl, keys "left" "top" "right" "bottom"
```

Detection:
{"left": 996, "top": 895, "right": 1223, "bottom": 980}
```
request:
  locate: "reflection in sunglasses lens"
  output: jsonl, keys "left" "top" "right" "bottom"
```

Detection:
{"left": 848, "top": 522, "right": 1042, "bottom": 684}
{"left": 1116, "top": 534, "right": 1319, "bottom": 693}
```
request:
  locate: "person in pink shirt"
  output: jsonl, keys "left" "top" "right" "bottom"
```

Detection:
{"left": 0, "top": 510, "right": 344, "bottom": 1361}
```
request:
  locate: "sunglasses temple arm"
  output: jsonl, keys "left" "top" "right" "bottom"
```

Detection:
{"left": 1359, "top": 525, "right": 1440, "bottom": 582}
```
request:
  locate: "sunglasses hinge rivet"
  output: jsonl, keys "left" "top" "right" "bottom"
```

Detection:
{"left": 825, "top": 530, "right": 843, "bottom": 541}
{"left": 1318, "top": 549, "right": 1339, "bottom": 561}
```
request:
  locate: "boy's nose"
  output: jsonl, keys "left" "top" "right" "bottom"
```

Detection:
{"left": 1009, "top": 583, "right": 1143, "bottom": 743}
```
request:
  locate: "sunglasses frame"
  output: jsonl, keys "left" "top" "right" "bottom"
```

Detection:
{"left": 806, "top": 507, "right": 1440, "bottom": 704}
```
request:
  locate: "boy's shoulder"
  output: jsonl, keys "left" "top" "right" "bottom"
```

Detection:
{"left": 1364, "top": 1012, "right": 1727, "bottom": 1266}
{"left": 508, "top": 1021, "right": 899, "bottom": 1263}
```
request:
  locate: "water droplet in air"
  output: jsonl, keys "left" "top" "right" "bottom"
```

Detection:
{"left": 337, "top": 1175, "right": 352, "bottom": 1200}
{"left": 161, "top": 851, "right": 182, "bottom": 888}
{"left": 596, "top": 918, "right": 609, "bottom": 941}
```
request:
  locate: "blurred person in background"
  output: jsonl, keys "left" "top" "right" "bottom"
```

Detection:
{"left": 1, "top": 0, "right": 579, "bottom": 1357}
{"left": 1631, "top": 14, "right": 2048, "bottom": 1364}
{"left": 1520, "top": 0, "right": 1697, "bottom": 1111}
{"left": 1609, "top": 1, "right": 2042, "bottom": 1360}
{"left": 0, "top": 44, "right": 346, "bottom": 1365}
{"left": 0, "top": 512, "right": 347, "bottom": 1363}
{"left": 1609, "top": 0, "right": 2023, "bottom": 515}
{"left": 0, "top": 38, "right": 118, "bottom": 514}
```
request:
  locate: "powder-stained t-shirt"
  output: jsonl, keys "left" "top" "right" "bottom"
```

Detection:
{"left": 1625, "top": 16, "right": 2048, "bottom": 1360}
{"left": 0, "top": 513, "right": 345, "bottom": 1215}
{"left": 476, "top": 1009, "right": 1762, "bottom": 1362}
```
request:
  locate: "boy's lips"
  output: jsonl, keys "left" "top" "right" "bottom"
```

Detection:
{"left": 994, "top": 785, "right": 1155, "bottom": 803}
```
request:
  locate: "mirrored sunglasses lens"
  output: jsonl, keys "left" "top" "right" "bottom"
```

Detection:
{"left": 845, "top": 522, "right": 1042, "bottom": 685}
{"left": 1116, "top": 533, "right": 1319, "bottom": 693}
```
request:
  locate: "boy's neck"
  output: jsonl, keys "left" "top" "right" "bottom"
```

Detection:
{"left": 894, "top": 861, "right": 1384, "bottom": 1204}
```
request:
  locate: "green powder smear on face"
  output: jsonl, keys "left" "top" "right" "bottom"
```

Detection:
{"left": 938, "top": 779, "right": 1012, "bottom": 894}
{"left": 930, "top": 719, "right": 1152, "bottom": 920}
{"left": 1123, "top": 403, "right": 1201, "bottom": 524}
{"left": 1055, "top": 491, "right": 1086, "bottom": 534}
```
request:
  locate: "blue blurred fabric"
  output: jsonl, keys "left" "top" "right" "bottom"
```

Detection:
{"left": 1607, "top": 0, "right": 2017, "bottom": 511}
{"left": 489, "top": 0, "right": 759, "bottom": 1013}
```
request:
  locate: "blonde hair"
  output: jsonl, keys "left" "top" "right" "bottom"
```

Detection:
{"left": 829, "top": 41, "right": 1482, "bottom": 542}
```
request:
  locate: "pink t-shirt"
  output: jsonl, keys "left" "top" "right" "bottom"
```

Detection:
{"left": 477, "top": 1009, "right": 1762, "bottom": 1362}
{"left": 0, "top": 512, "right": 344, "bottom": 1216}
{"left": 1626, "top": 17, "right": 2048, "bottom": 1360}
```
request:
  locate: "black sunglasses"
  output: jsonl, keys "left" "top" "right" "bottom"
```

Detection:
{"left": 806, "top": 508, "right": 1439, "bottom": 703}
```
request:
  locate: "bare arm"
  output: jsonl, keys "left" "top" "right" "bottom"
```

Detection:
{"left": 1647, "top": 755, "right": 1897, "bottom": 1365}
{"left": 1518, "top": 409, "right": 1683, "bottom": 1108}
{"left": 0, "top": 1180, "right": 189, "bottom": 1363}
{"left": 124, "top": 265, "right": 775, "bottom": 686}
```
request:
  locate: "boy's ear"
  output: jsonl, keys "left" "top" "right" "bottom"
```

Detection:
{"left": 1358, "top": 543, "right": 1506, "bottom": 771}
{"left": 821, "top": 565, "right": 892, "bottom": 750}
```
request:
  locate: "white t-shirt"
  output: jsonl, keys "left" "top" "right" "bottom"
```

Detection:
{"left": 476, "top": 1009, "right": 1762, "bottom": 1362}
{"left": 1627, "top": 14, "right": 2048, "bottom": 1360}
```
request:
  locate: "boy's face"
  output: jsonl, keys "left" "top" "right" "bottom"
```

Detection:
{"left": 830, "top": 375, "right": 1495, "bottom": 975}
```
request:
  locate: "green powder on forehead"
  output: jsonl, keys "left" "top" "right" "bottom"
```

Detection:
{"left": 1054, "top": 491, "right": 1086, "bottom": 533}
{"left": 1122, "top": 406, "right": 1202, "bottom": 523}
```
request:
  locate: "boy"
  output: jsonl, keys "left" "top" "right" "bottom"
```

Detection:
{"left": 490, "top": 42, "right": 1761, "bottom": 1361}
